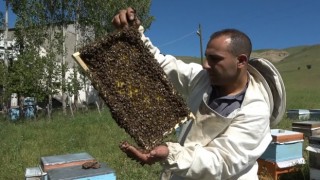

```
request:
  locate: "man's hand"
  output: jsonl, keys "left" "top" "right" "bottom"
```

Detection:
{"left": 120, "top": 141, "right": 169, "bottom": 165}
{"left": 112, "top": 7, "right": 141, "bottom": 29}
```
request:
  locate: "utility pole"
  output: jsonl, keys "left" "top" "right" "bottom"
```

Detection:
{"left": 197, "top": 24, "right": 203, "bottom": 65}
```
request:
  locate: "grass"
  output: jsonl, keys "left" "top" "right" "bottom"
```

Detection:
{"left": 0, "top": 109, "right": 162, "bottom": 179}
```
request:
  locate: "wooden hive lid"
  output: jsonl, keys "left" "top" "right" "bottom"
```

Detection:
{"left": 309, "top": 135, "right": 320, "bottom": 145}
{"left": 271, "top": 129, "right": 304, "bottom": 143}
{"left": 292, "top": 121, "right": 320, "bottom": 128}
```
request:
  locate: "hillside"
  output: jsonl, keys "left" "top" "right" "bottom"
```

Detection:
{"left": 176, "top": 44, "right": 320, "bottom": 109}
{"left": 251, "top": 50, "right": 289, "bottom": 63}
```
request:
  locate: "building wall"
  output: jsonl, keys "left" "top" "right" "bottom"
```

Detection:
{"left": 0, "top": 25, "right": 100, "bottom": 107}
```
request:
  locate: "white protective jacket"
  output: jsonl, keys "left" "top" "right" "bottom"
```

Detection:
{"left": 139, "top": 27, "right": 286, "bottom": 180}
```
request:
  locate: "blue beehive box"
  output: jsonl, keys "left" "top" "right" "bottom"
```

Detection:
{"left": 41, "top": 152, "right": 95, "bottom": 172}
{"left": 47, "top": 162, "right": 116, "bottom": 180}
{"left": 260, "top": 129, "right": 304, "bottom": 162}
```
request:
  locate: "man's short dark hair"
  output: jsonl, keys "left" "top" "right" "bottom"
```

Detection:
{"left": 209, "top": 29, "right": 252, "bottom": 57}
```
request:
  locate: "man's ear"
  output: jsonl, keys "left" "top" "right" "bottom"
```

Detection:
{"left": 237, "top": 54, "right": 248, "bottom": 68}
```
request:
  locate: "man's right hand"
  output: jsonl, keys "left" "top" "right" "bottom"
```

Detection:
{"left": 112, "top": 7, "right": 141, "bottom": 29}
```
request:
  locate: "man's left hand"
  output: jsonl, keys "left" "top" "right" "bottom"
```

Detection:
{"left": 120, "top": 141, "right": 169, "bottom": 165}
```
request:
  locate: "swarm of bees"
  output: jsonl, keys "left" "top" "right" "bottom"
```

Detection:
{"left": 76, "top": 27, "right": 190, "bottom": 150}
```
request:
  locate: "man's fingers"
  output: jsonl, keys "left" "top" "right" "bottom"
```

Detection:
{"left": 127, "top": 7, "right": 136, "bottom": 20}
{"left": 118, "top": 9, "right": 130, "bottom": 28}
{"left": 119, "top": 141, "right": 148, "bottom": 161}
{"left": 112, "top": 9, "right": 130, "bottom": 28}
{"left": 112, "top": 14, "right": 124, "bottom": 28}
{"left": 112, "top": 7, "right": 140, "bottom": 29}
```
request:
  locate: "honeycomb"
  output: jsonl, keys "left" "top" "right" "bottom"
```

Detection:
{"left": 75, "top": 27, "right": 191, "bottom": 150}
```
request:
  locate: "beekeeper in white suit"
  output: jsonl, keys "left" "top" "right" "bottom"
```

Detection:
{"left": 113, "top": 7, "right": 286, "bottom": 180}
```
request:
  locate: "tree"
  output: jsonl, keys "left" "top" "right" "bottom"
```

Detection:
{"left": 9, "top": 0, "right": 63, "bottom": 119}
{"left": 7, "top": 0, "right": 154, "bottom": 118}
{"left": 77, "top": 0, "right": 153, "bottom": 42}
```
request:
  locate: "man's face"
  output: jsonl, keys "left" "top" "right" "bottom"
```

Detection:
{"left": 203, "top": 35, "right": 239, "bottom": 86}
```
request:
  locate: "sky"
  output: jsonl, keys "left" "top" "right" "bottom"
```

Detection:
{"left": 1, "top": 0, "right": 320, "bottom": 57}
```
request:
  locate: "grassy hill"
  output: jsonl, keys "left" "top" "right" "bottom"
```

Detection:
{"left": 177, "top": 44, "right": 320, "bottom": 110}
{"left": 276, "top": 45, "right": 320, "bottom": 109}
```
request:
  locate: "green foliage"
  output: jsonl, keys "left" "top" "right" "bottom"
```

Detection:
{"left": 77, "top": 0, "right": 153, "bottom": 41}
{"left": 4, "top": 0, "right": 154, "bottom": 114}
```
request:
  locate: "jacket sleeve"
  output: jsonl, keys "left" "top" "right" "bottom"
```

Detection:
{"left": 163, "top": 102, "right": 272, "bottom": 179}
{"left": 139, "top": 26, "right": 204, "bottom": 99}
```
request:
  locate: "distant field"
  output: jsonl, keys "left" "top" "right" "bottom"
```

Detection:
{"left": 276, "top": 45, "right": 320, "bottom": 109}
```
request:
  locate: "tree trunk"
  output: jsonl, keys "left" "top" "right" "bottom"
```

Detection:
{"left": 62, "top": 26, "right": 67, "bottom": 115}
{"left": 47, "top": 95, "right": 52, "bottom": 119}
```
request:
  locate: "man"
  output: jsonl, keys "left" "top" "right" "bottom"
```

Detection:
{"left": 113, "top": 7, "right": 286, "bottom": 180}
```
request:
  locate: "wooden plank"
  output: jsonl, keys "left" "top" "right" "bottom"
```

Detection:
{"left": 72, "top": 52, "right": 89, "bottom": 72}
{"left": 40, "top": 152, "right": 95, "bottom": 172}
{"left": 271, "top": 129, "right": 303, "bottom": 143}
{"left": 47, "top": 163, "right": 116, "bottom": 180}
{"left": 257, "top": 159, "right": 301, "bottom": 180}
{"left": 309, "top": 135, "right": 320, "bottom": 145}
{"left": 292, "top": 121, "right": 320, "bottom": 128}
{"left": 292, "top": 127, "right": 320, "bottom": 138}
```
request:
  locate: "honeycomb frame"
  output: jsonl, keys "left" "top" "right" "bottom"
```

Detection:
{"left": 72, "top": 27, "right": 191, "bottom": 150}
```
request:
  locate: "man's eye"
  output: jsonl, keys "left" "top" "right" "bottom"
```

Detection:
{"left": 206, "top": 56, "right": 221, "bottom": 62}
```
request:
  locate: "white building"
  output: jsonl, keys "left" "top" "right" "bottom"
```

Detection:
{"left": 0, "top": 25, "right": 100, "bottom": 107}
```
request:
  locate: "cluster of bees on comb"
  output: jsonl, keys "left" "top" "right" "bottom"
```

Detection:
{"left": 79, "top": 27, "right": 190, "bottom": 150}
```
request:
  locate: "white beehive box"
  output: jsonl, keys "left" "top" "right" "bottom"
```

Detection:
{"left": 25, "top": 166, "right": 47, "bottom": 180}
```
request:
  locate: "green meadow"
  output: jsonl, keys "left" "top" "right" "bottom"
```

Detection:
{"left": 0, "top": 45, "right": 319, "bottom": 179}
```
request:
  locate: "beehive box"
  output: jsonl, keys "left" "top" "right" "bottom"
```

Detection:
{"left": 257, "top": 158, "right": 302, "bottom": 180}
{"left": 260, "top": 129, "right": 304, "bottom": 162}
{"left": 41, "top": 152, "right": 95, "bottom": 172}
{"left": 310, "top": 168, "right": 320, "bottom": 180}
{"left": 310, "top": 109, "right": 320, "bottom": 120}
{"left": 72, "top": 27, "right": 192, "bottom": 150}
{"left": 286, "top": 109, "right": 310, "bottom": 120}
{"left": 309, "top": 135, "right": 320, "bottom": 146}
{"left": 47, "top": 162, "right": 115, "bottom": 180}
{"left": 308, "top": 135, "right": 320, "bottom": 169}
{"left": 271, "top": 129, "right": 304, "bottom": 143}
{"left": 25, "top": 166, "right": 47, "bottom": 180}
{"left": 292, "top": 121, "right": 320, "bottom": 137}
